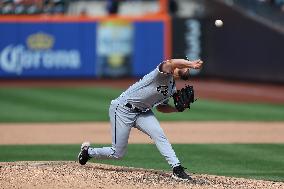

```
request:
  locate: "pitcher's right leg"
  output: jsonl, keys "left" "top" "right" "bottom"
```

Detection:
{"left": 134, "top": 111, "right": 192, "bottom": 180}
{"left": 134, "top": 111, "right": 180, "bottom": 167}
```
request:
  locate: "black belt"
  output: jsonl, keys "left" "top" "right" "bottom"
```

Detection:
{"left": 125, "top": 103, "right": 142, "bottom": 113}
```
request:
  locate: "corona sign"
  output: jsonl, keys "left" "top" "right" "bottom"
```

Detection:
{"left": 0, "top": 32, "right": 81, "bottom": 75}
{"left": 0, "top": 16, "right": 168, "bottom": 78}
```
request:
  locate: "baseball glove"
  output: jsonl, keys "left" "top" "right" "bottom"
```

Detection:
{"left": 172, "top": 85, "right": 195, "bottom": 112}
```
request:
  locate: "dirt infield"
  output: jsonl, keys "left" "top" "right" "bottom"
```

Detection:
{"left": 1, "top": 122, "right": 284, "bottom": 144}
{"left": 1, "top": 161, "right": 283, "bottom": 189}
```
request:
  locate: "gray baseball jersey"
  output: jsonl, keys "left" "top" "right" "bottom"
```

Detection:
{"left": 87, "top": 63, "right": 181, "bottom": 168}
{"left": 118, "top": 64, "right": 176, "bottom": 111}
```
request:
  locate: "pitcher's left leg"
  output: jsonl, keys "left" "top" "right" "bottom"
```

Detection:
{"left": 134, "top": 111, "right": 180, "bottom": 168}
{"left": 87, "top": 100, "right": 133, "bottom": 159}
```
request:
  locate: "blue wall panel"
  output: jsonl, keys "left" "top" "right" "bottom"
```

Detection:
{"left": 133, "top": 22, "right": 164, "bottom": 76}
{"left": 0, "top": 21, "right": 164, "bottom": 78}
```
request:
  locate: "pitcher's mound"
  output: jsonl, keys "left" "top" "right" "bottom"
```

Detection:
{"left": 0, "top": 161, "right": 282, "bottom": 189}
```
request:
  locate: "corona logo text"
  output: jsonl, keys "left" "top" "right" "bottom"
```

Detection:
{"left": 0, "top": 45, "right": 81, "bottom": 75}
{"left": 0, "top": 32, "right": 81, "bottom": 75}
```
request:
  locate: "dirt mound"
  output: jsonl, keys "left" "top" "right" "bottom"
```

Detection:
{"left": 0, "top": 162, "right": 282, "bottom": 189}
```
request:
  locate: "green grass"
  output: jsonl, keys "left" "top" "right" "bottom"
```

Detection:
{"left": 0, "top": 87, "right": 283, "bottom": 122}
{"left": 0, "top": 144, "right": 283, "bottom": 181}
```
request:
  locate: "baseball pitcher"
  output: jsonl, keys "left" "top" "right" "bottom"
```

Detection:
{"left": 78, "top": 58, "right": 203, "bottom": 180}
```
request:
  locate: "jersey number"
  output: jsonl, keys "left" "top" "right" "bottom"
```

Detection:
{"left": 157, "top": 85, "right": 168, "bottom": 96}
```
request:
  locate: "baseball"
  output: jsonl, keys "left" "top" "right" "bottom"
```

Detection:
{"left": 215, "top": 19, "right": 223, "bottom": 27}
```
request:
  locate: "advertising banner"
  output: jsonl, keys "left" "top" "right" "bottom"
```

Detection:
{"left": 0, "top": 23, "right": 96, "bottom": 78}
{"left": 0, "top": 16, "right": 168, "bottom": 78}
{"left": 96, "top": 20, "right": 133, "bottom": 78}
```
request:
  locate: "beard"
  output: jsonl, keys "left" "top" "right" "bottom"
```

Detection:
{"left": 179, "top": 69, "right": 190, "bottom": 80}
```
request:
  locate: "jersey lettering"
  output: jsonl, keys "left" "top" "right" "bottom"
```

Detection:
{"left": 157, "top": 85, "right": 169, "bottom": 96}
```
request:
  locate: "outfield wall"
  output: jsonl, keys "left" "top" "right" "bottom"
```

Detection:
{"left": 1, "top": 5, "right": 283, "bottom": 83}
{"left": 0, "top": 15, "right": 171, "bottom": 78}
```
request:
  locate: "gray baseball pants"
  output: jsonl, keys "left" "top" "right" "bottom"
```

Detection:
{"left": 88, "top": 99, "right": 181, "bottom": 168}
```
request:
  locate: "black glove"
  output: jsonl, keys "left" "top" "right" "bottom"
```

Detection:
{"left": 172, "top": 85, "right": 195, "bottom": 112}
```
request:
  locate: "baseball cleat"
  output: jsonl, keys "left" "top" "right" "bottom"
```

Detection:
{"left": 78, "top": 142, "right": 91, "bottom": 165}
{"left": 172, "top": 165, "right": 192, "bottom": 180}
